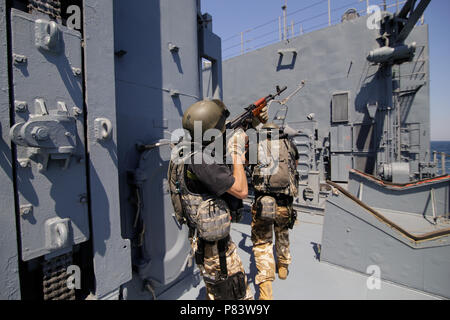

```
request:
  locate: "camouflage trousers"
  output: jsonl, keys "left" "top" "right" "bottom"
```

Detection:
{"left": 194, "top": 238, "right": 253, "bottom": 300}
{"left": 251, "top": 203, "right": 292, "bottom": 285}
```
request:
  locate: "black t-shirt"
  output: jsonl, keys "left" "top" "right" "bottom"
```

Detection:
{"left": 186, "top": 161, "right": 234, "bottom": 197}
{"left": 185, "top": 154, "right": 243, "bottom": 212}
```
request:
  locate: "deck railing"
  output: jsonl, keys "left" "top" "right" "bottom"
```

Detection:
{"left": 222, "top": 0, "right": 422, "bottom": 60}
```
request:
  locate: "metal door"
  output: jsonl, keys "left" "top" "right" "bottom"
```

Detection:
{"left": 9, "top": 9, "right": 89, "bottom": 261}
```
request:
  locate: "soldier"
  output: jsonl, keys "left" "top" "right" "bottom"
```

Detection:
{"left": 250, "top": 123, "right": 299, "bottom": 300}
{"left": 168, "top": 99, "right": 267, "bottom": 300}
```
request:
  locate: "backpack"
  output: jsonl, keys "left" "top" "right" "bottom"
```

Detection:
{"left": 168, "top": 141, "right": 230, "bottom": 241}
{"left": 252, "top": 131, "right": 299, "bottom": 196}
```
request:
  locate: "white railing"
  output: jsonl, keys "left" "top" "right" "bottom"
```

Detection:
{"left": 222, "top": 0, "right": 421, "bottom": 60}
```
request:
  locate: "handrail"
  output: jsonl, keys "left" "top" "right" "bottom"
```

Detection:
{"left": 349, "top": 169, "right": 450, "bottom": 190}
{"left": 326, "top": 180, "right": 450, "bottom": 243}
{"left": 223, "top": 0, "right": 421, "bottom": 60}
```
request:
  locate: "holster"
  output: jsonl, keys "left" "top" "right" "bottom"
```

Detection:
{"left": 205, "top": 271, "right": 246, "bottom": 300}
{"left": 194, "top": 235, "right": 230, "bottom": 280}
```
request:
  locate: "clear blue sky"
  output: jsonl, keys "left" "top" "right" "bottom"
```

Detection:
{"left": 201, "top": 0, "right": 450, "bottom": 141}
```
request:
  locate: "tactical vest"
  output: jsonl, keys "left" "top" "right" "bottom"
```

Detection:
{"left": 252, "top": 131, "right": 299, "bottom": 197}
{"left": 168, "top": 143, "right": 231, "bottom": 242}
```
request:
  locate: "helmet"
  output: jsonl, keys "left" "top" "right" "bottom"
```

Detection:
{"left": 260, "top": 123, "right": 282, "bottom": 140}
{"left": 261, "top": 122, "right": 280, "bottom": 130}
{"left": 182, "top": 99, "right": 230, "bottom": 139}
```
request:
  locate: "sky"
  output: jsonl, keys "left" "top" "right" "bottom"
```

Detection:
{"left": 201, "top": 0, "right": 450, "bottom": 141}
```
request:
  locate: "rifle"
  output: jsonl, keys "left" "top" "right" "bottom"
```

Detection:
{"left": 226, "top": 86, "right": 288, "bottom": 130}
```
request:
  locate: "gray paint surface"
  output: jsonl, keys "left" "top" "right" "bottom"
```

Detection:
{"left": 113, "top": 0, "right": 221, "bottom": 295}
{"left": 0, "top": 0, "right": 445, "bottom": 301}
{"left": 175, "top": 209, "right": 441, "bottom": 300}
{"left": 0, "top": 0, "right": 21, "bottom": 300}
{"left": 10, "top": 9, "right": 89, "bottom": 261}
{"left": 83, "top": 0, "right": 131, "bottom": 299}
{"left": 347, "top": 170, "right": 450, "bottom": 217}
{"left": 220, "top": 16, "right": 431, "bottom": 182}
{"left": 321, "top": 186, "right": 450, "bottom": 298}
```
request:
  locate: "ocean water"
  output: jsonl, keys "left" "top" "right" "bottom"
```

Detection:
{"left": 431, "top": 141, "right": 450, "bottom": 175}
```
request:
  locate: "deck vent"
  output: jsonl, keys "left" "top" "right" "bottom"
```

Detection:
{"left": 332, "top": 92, "right": 349, "bottom": 123}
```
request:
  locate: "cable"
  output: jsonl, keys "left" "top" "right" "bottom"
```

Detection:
{"left": 287, "top": 0, "right": 329, "bottom": 18}
{"left": 222, "top": 0, "right": 332, "bottom": 43}
{"left": 293, "top": 0, "right": 362, "bottom": 28}
{"left": 223, "top": 0, "right": 405, "bottom": 59}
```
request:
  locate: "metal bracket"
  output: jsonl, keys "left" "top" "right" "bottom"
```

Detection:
{"left": 10, "top": 99, "right": 77, "bottom": 172}
{"left": 15, "top": 101, "right": 28, "bottom": 113}
{"left": 45, "top": 218, "right": 71, "bottom": 250}
{"left": 277, "top": 49, "right": 298, "bottom": 70}
{"left": 168, "top": 42, "right": 179, "bottom": 53}
{"left": 94, "top": 118, "right": 113, "bottom": 141}
{"left": 13, "top": 53, "right": 27, "bottom": 65}
{"left": 35, "top": 19, "right": 61, "bottom": 53}
{"left": 277, "top": 48, "right": 297, "bottom": 57}
{"left": 20, "top": 204, "right": 33, "bottom": 217}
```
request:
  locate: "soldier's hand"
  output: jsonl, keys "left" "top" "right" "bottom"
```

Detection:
{"left": 252, "top": 106, "right": 269, "bottom": 128}
{"left": 227, "top": 128, "right": 248, "bottom": 163}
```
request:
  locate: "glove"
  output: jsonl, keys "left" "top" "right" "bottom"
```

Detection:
{"left": 251, "top": 106, "right": 268, "bottom": 128}
{"left": 227, "top": 128, "right": 247, "bottom": 160}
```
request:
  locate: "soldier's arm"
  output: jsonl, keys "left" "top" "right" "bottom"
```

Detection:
{"left": 227, "top": 154, "right": 248, "bottom": 200}
{"left": 226, "top": 130, "right": 249, "bottom": 199}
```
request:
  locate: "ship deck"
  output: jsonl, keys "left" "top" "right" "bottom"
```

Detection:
{"left": 165, "top": 208, "right": 441, "bottom": 300}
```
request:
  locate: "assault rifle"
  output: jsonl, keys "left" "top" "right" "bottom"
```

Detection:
{"left": 226, "top": 86, "right": 287, "bottom": 130}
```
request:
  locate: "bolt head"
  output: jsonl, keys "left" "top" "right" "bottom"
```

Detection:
{"left": 72, "top": 67, "right": 82, "bottom": 76}
{"left": 168, "top": 43, "right": 179, "bottom": 52}
{"left": 31, "top": 127, "right": 49, "bottom": 141}
{"left": 19, "top": 161, "right": 29, "bottom": 168}
{"left": 15, "top": 101, "right": 28, "bottom": 112}
{"left": 79, "top": 195, "right": 88, "bottom": 203}
{"left": 20, "top": 206, "right": 32, "bottom": 216}
{"left": 72, "top": 107, "right": 82, "bottom": 116}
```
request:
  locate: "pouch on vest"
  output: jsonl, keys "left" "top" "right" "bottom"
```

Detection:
{"left": 252, "top": 133, "right": 298, "bottom": 196}
{"left": 168, "top": 159, "right": 186, "bottom": 225}
{"left": 168, "top": 141, "right": 206, "bottom": 228}
{"left": 256, "top": 195, "right": 277, "bottom": 221}
{"left": 205, "top": 271, "right": 246, "bottom": 300}
{"left": 196, "top": 198, "right": 231, "bottom": 242}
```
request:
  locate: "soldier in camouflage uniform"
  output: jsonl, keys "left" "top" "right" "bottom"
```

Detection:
{"left": 200, "top": 240, "right": 253, "bottom": 300}
{"left": 250, "top": 123, "right": 299, "bottom": 300}
{"left": 170, "top": 99, "right": 267, "bottom": 300}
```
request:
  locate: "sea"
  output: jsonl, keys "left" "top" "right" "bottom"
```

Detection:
{"left": 431, "top": 141, "right": 450, "bottom": 175}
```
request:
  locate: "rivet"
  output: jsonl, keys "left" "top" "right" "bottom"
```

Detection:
{"left": 72, "top": 107, "right": 82, "bottom": 116}
{"left": 72, "top": 67, "right": 82, "bottom": 76}
{"left": 13, "top": 54, "right": 27, "bottom": 64}
{"left": 15, "top": 101, "right": 28, "bottom": 112}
